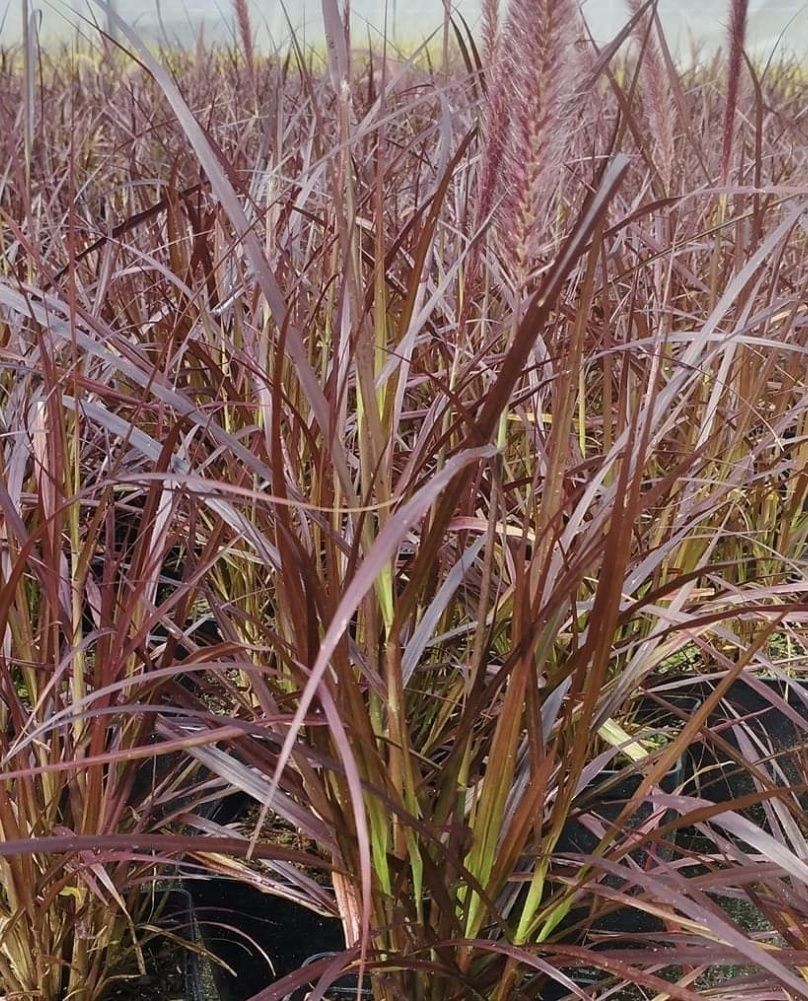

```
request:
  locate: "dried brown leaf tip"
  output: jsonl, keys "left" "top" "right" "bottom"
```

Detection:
{"left": 480, "top": 0, "right": 582, "bottom": 285}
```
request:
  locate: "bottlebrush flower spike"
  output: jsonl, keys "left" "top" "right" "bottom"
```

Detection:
{"left": 475, "top": 48, "right": 508, "bottom": 236}
{"left": 498, "top": 0, "right": 580, "bottom": 282}
{"left": 468, "top": 0, "right": 506, "bottom": 296}
{"left": 627, "top": 0, "right": 675, "bottom": 192}
{"left": 482, "top": 0, "right": 500, "bottom": 68}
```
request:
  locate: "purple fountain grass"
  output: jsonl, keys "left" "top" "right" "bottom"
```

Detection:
{"left": 466, "top": 0, "right": 505, "bottom": 302}
{"left": 721, "top": 0, "right": 749, "bottom": 182}
{"left": 497, "top": 0, "right": 581, "bottom": 282}
{"left": 481, "top": 0, "right": 500, "bottom": 68}
{"left": 3, "top": 11, "right": 808, "bottom": 1001}
{"left": 471, "top": 59, "right": 506, "bottom": 249}
{"left": 627, "top": 0, "right": 675, "bottom": 192}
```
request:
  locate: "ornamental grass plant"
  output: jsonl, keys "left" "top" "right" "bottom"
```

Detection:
{"left": 0, "top": 0, "right": 807, "bottom": 999}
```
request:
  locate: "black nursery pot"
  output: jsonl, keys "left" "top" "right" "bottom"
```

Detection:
{"left": 635, "top": 675, "right": 808, "bottom": 813}
{"left": 113, "top": 882, "right": 365, "bottom": 1001}
{"left": 114, "top": 887, "right": 227, "bottom": 1001}
{"left": 188, "top": 764, "right": 688, "bottom": 1001}
{"left": 552, "top": 755, "right": 685, "bottom": 937}
{"left": 184, "top": 878, "right": 370, "bottom": 1001}
{"left": 558, "top": 756, "right": 685, "bottom": 866}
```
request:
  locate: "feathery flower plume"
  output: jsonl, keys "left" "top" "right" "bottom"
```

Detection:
{"left": 474, "top": 56, "right": 507, "bottom": 238}
{"left": 467, "top": 0, "right": 506, "bottom": 297}
{"left": 721, "top": 0, "right": 749, "bottom": 182}
{"left": 481, "top": 0, "right": 500, "bottom": 69}
{"left": 498, "top": 0, "right": 580, "bottom": 281}
{"left": 232, "top": 0, "right": 255, "bottom": 83}
{"left": 628, "top": 0, "right": 675, "bottom": 192}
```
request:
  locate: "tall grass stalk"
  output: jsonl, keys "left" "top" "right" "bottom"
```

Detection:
{"left": 722, "top": 0, "right": 749, "bottom": 182}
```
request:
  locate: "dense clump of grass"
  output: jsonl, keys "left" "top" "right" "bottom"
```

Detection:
{"left": 0, "top": 1, "right": 807, "bottom": 999}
